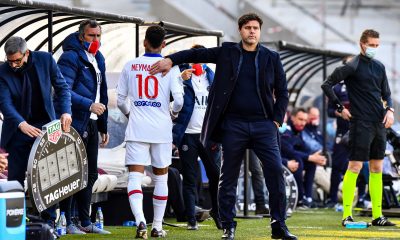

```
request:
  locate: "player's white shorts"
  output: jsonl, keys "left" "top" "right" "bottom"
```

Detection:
{"left": 125, "top": 141, "right": 172, "bottom": 168}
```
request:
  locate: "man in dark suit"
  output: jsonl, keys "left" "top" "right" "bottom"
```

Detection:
{"left": 0, "top": 36, "right": 72, "bottom": 187}
{"left": 150, "top": 13, "right": 296, "bottom": 240}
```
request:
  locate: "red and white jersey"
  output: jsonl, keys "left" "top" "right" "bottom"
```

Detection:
{"left": 117, "top": 55, "right": 183, "bottom": 143}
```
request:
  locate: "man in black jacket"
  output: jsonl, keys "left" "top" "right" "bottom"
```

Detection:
{"left": 321, "top": 29, "right": 395, "bottom": 227}
{"left": 150, "top": 13, "right": 296, "bottom": 240}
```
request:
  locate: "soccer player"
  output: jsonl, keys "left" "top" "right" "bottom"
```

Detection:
{"left": 117, "top": 25, "right": 184, "bottom": 238}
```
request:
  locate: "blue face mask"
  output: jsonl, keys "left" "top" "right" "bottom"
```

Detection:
{"left": 279, "top": 123, "right": 288, "bottom": 133}
{"left": 365, "top": 46, "right": 378, "bottom": 59}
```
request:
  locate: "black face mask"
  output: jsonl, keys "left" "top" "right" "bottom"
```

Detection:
{"left": 11, "top": 63, "right": 26, "bottom": 73}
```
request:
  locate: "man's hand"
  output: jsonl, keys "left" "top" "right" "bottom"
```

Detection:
{"left": 273, "top": 121, "right": 280, "bottom": 129}
{"left": 340, "top": 108, "right": 352, "bottom": 121}
{"left": 308, "top": 150, "right": 327, "bottom": 166}
{"left": 181, "top": 69, "right": 195, "bottom": 80}
{"left": 150, "top": 58, "right": 173, "bottom": 76}
{"left": 100, "top": 133, "right": 109, "bottom": 148}
{"left": 170, "top": 110, "right": 179, "bottom": 120}
{"left": 0, "top": 153, "right": 8, "bottom": 173}
{"left": 60, "top": 113, "right": 72, "bottom": 133}
{"left": 287, "top": 160, "right": 299, "bottom": 172}
{"left": 90, "top": 103, "right": 106, "bottom": 116}
{"left": 19, "top": 121, "right": 42, "bottom": 138}
{"left": 383, "top": 110, "right": 394, "bottom": 128}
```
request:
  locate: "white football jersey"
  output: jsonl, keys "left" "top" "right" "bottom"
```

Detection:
{"left": 117, "top": 55, "right": 183, "bottom": 143}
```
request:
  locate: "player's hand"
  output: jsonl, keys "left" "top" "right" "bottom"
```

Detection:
{"left": 0, "top": 153, "right": 8, "bottom": 173}
{"left": 308, "top": 150, "right": 327, "bottom": 166}
{"left": 19, "top": 121, "right": 42, "bottom": 138}
{"left": 100, "top": 133, "right": 109, "bottom": 148}
{"left": 60, "top": 113, "right": 72, "bottom": 133}
{"left": 181, "top": 69, "right": 195, "bottom": 80}
{"left": 150, "top": 58, "right": 173, "bottom": 76}
{"left": 287, "top": 160, "right": 299, "bottom": 172}
{"left": 340, "top": 108, "right": 352, "bottom": 121}
{"left": 90, "top": 103, "right": 106, "bottom": 115}
{"left": 273, "top": 121, "right": 280, "bottom": 129}
{"left": 383, "top": 110, "right": 394, "bottom": 128}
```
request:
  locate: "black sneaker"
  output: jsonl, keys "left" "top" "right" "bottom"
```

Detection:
{"left": 255, "top": 205, "right": 269, "bottom": 215}
{"left": 150, "top": 228, "right": 167, "bottom": 238}
{"left": 342, "top": 216, "right": 354, "bottom": 227}
{"left": 221, "top": 227, "right": 235, "bottom": 240}
{"left": 135, "top": 222, "right": 147, "bottom": 239}
{"left": 271, "top": 220, "right": 297, "bottom": 240}
{"left": 371, "top": 216, "right": 396, "bottom": 226}
{"left": 187, "top": 220, "right": 198, "bottom": 230}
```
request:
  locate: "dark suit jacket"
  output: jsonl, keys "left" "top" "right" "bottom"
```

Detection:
{"left": 0, "top": 51, "right": 71, "bottom": 147}
{"left": 168, "top": 42, "right": 288, "bottom": 144}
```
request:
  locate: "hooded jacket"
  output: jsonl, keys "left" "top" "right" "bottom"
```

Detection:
{"left": 57, "top": 32, "right": 108, "bottom": 135}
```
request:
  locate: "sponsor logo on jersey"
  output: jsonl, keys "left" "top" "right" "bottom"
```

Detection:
{"left": 134, "top": 100, "right": 162, "bottom": 107}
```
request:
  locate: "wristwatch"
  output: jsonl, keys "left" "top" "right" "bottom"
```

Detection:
{"left": 336, "top": 104, "right": 344, "bottom": 113}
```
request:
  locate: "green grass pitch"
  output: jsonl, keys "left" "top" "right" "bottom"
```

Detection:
{"left": 63, "top": 209, "right": 400, "bottom": 239}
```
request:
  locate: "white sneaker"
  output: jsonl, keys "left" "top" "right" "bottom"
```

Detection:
{"left": 66, "top": 224, "right": 86, "bottom": 234}
{"left": 79, "top": 223, "right": 111, "bottom": 234}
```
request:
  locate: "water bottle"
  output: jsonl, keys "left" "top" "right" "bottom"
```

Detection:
{"left": 335, "top": 204, "right": 343, "bottom": 212}
{"left": 345, "top": 221, "right": 371, "bottom": 229}
{"left": 57, "top": 212, "right": 67, "bottom": 235}
{"left": 96, "top": 207, "right": 104, "bottom": 229}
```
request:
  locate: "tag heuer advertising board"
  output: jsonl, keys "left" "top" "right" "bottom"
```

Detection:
{"left": 27, "top": 120, "right": 88, "bottom": 212}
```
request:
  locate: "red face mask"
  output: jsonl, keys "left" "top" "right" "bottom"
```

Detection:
{"left": 84, "top": 40, "right": 100, "bottom": 55}
{"left": 192, "top": 64, "right": 203, "bottom": 76}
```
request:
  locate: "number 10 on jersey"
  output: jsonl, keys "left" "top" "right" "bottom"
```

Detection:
{"left": 137, "top": 74, "right": 159, "bottom": 99}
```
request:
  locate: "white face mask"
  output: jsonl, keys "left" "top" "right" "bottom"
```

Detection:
{"left": 365, "top": 46, "right": 378, "bottom": 59}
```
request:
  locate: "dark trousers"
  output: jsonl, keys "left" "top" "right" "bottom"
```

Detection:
{"left": 248, "top": 150, "right": 266, "bottom": 207}
{"left": 167, "top": 167, "right": 186, "bottom": 221}
{"left": 6, "top": 122, "right": 57, "bottom": 222}
{"left": 302, "top": 160, "right": 317, "bottom": 199}
{"left": 6, "top": 129, "right": 36, "bottom": 186}
{"left": 219, "top": 118, "right": 286, "bottom": 228}
{"left": 329, "top": 141, "right": 349, "bottom": 202}
{"left": 60, "top": 120, "right": 99, "bottom": 226}
{"left": 179, "top": 133, "right": 221, "bottom": 222}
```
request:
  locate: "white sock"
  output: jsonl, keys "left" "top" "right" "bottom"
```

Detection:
{"left": 152, "top": 173, "right": 168, "bottom": 231}
{"left": 128, "top": 172, "right": 146, "bottom": 226}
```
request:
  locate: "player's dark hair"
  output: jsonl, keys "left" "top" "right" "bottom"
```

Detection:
{"left": 145, "top": 26, "right": 166, "bottom": 49}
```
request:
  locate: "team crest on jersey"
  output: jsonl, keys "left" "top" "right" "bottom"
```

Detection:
{"left": 182, "top": 145, "right": 189, "bottom": 151}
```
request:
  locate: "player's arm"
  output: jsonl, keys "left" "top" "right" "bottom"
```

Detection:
{"left": 170, "top": 66, "right": 184, "bottom": 117}
{"left": 117, "top": 65, "right": 130, "bottom": 118}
